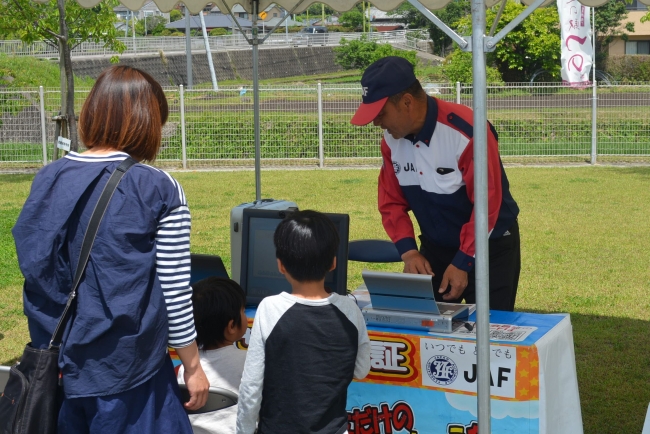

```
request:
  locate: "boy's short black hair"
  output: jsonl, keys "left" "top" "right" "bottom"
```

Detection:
{"left": 273, "top": 210, "right": 339, "bottom": 282}
{"left": 191, "top": 277, "right": 246, "bottom": 349}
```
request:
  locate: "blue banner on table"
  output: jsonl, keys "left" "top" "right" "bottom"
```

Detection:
{"left": 171, "top": 309, "right": 582, "bottom": 434}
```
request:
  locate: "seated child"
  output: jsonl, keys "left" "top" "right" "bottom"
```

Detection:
{"left": 178, "top": 277, "right": 248, "bottom": 434}
{"left": 236, "top": 210, "right": 371, "bottom": 434}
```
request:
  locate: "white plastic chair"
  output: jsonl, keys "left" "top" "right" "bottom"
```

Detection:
{"left": 178, "top": 383, "right": 238, "bottom": 414}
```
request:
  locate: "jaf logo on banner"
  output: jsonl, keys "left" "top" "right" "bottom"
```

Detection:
{"left": 420, "top": 338, "right": 518, "bottom": 398}
{"left": 392, "top": 161, "right": 401, "bottom": 175}
{"left": 426, "top": 355, "right": 458, "bottom": 386}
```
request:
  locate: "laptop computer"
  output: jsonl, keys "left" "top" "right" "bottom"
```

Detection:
{"left": 360, "top": 270, "right": 471, "bottom": 332}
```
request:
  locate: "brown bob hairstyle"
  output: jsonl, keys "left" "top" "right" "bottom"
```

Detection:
{"left": 79, "top": 65, "right": 168, "bottom": 162}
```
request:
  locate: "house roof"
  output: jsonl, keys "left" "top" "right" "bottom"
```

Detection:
{"left": 114, "top": 0, "right": 162, "bottom": 12}
{"left": 166, "top": 14, "right": 258, "bottom": 29}
{"left": 263, "top": 3, "right": 281, "bottom": 12}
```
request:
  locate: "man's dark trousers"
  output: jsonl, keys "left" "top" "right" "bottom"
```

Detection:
{"left": 419, "top": 220, "right": 520, "bottom": 312}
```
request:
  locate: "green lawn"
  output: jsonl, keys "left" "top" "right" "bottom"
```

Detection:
{"left": 1, "top": 166, "right": 649, "bottom": 433}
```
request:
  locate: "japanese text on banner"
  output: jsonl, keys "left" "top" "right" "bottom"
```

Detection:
{"left": 558, "top": 0, "right": 592, "bottom": 87}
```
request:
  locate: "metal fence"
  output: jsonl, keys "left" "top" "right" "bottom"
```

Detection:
{"left": 1, "top": 82, "right": 649, "bottom": 170}
{"left": 0, "top": 30, "right": 428, "bottom": 58}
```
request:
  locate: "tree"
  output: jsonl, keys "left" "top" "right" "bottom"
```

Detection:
{"left": 0, "top": 0, "right": 125, "bottom": 151}
{"left": 595, "top": 0, "right": 633, "bottom": 64}
{"left": 339, "top": 10, "right": 364, "bottom": 31}
{"left": 456, "top": 0, "right": 561, "bottom": 82}
{"left": 391, "top": 0, "right": 470, "bottom": 57}
{"left": 306, "top": 3, "right": 334, "bottom": 17}
{"left": 170, "top": 9, "right": 183, "bottom": 22}
{"left": 136, "top": 15, "right": 168, "bottom": 36}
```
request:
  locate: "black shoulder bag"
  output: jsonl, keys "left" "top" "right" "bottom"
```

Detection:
{"left": 0, "top": 157, "right": 137, "bottom": 434}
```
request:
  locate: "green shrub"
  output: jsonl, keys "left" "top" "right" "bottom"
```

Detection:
{"left": 209, "top": 28, "right": 228, "bottom": 36}
{"left": 326, "top": 25, "right": 346, "bottom": 32}
{"left": 442, "top": 50, "right": 504, "bottom": 84}
{"left": 0, "top": 54, "right": 94, "bottom": 88}
{"left": 334, "top": 37, "right": 417, "bottom": 70}
{"left": 604, "top": 55, "right": 650, "bottom": 82}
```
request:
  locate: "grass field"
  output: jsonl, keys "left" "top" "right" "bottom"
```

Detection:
{"left": 1, "top": 166, "right": 649, "bottom": 433}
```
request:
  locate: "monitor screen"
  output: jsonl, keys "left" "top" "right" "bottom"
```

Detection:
{"left": 239, "top": 208, "right": 349, "bottom": 306}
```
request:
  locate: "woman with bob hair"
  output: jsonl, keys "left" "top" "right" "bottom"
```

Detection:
{"left": 12, "top": 65, "right": 209, "bottom": 433}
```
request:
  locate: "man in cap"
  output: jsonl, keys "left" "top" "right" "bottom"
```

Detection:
{"left": 351, "top": 56, "right": 520, "bottom": 311}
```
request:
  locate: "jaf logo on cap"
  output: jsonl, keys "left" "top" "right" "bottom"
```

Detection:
{"left": 350, "top": 56, "right": 418, "bottom": 126}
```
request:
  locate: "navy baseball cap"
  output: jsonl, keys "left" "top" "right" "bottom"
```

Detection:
{"left": 351, "top": 56, "right": 418, "bottom": 126}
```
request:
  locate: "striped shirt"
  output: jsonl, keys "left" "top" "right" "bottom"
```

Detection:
{"left": 13, "top": 151, "right": 196, "bottom": 397}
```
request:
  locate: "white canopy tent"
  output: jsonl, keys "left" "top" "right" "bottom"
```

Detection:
{"left": 40, "top": 0, "right": 624, "bottom": 13}
{"left": 31, "top": 0, "right": 641, "bottom": 430}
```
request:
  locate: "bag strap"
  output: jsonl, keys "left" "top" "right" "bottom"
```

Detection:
{"left": 48, "top": 157, "right": 137, "bottom": 350}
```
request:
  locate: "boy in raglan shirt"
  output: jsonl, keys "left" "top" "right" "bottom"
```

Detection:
{"left": 236, "top": 210, "right": 370, "bottom": 434}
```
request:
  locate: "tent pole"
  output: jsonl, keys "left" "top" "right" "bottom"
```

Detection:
{"left": 252, "top": 0, "right": 261, "bottom": 201}
{"left": 488, "top": 0, "right": 506, "bottom": 37}
{"left": 471, "top": 0, "right": 491, "bottom": 431}
{"left": 185, "top": 8, "right": 193, "bottom": 88}
{"left": 406, "top": 0, "right": 467, "bottom": 49}
{"left": 221, "top": 0, "right": 252, "bottom": 43}
{"left": 259, "top": 0, "right": 304, "bottom": 44}
{"left": 591, "top": 7, "right": 597, "bottom": 165}
{"left": 261, "top": 0, "right": 305, "bottom": 43}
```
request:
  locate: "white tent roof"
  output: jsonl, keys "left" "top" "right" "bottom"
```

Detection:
{"left": 35, "top": 0, "right": 637, "bottom": 15}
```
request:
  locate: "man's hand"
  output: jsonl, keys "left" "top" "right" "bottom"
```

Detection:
{"left": 439, "top": 264, "right": 468, "bottom": 301}
{"left": 401, "top": 250, "right": 434, "bottom": 275}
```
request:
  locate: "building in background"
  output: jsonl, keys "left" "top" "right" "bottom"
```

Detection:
{"left": 114, "top": 1, "right": 170, "bottom": 22}
{"left": 608, "top": 1, "right": 649, "bottom": 55}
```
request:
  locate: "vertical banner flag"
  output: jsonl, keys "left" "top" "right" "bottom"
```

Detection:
{"left": 558, "top": 0, "right": 592, "bottom": 87}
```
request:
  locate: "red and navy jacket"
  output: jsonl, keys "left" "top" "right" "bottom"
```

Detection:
{"left": 378, "top": 96, "right": 519, "bottom": 272}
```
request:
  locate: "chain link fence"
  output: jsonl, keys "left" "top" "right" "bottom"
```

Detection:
{"left": 1, "top": 82, "right": 649, "bottom": 171}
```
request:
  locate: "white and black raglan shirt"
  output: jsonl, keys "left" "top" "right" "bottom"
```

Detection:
{"left": 236, "top": 292, "right": 371, "bottom": 434}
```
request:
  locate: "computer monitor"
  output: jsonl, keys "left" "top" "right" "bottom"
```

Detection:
{"left": 239, "top": 208, "right": 349, "bottom": 306}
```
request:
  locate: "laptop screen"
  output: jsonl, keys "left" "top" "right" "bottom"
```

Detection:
{"left": 361, "top": 270, "right": 441, "bottom": 315}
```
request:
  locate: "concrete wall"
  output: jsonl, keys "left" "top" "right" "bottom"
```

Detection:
{"left": 72, "top": 46, "right": 344, "bottom": 86}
